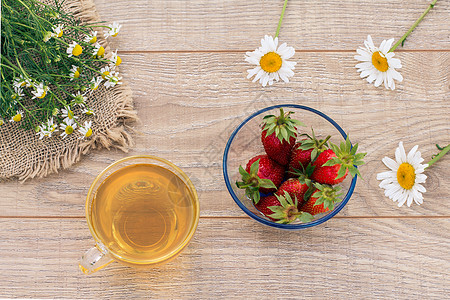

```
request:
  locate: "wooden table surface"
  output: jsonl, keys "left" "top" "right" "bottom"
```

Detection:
{"left": 1, "top": 0, "right": 449, "bottom": 298}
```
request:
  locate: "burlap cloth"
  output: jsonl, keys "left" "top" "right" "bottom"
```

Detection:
{"left": 0, "top": 0, "right": 138, "bottom": 182}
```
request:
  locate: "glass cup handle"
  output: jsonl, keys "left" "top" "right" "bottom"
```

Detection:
{"left": 79, "top": 243, "right": 114, "bottom": 274}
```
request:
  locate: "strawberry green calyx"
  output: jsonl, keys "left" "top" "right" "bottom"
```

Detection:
{"left": 268, "top": 191, "right": 314, "bottom": 224}
{"left": 323, "top": 135, "right": 367, "bottom": 180}
{"left": 262, "top": 108, "right": 305, "bottom": 143}
{"left": 236, "top": 159, "right": 276, "bottom": 204}
{"left": 311, "top": 183, "right": 343, "bottom": 210}
{"left": 297, "top": 129, "right": 331, "bottom": 162}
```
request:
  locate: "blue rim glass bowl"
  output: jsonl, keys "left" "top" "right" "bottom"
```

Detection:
{"left": 223, "top": 104, "right": 357, "bottom": 230}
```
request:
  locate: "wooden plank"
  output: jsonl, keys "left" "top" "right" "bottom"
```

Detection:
{"left": 0, "top": 218, "right": 448, "bottom": 298}
{"left": 92, "top": 0, "right": 450, "bottom": 51}
{"left": 1, "top": 52, "right": 448, "bottom": 217}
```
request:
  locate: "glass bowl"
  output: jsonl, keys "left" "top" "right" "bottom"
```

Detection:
{"left": 222, "top": 104, "right": 357, "bottom": 230}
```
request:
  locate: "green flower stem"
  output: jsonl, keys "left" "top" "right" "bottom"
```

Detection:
{"left": 426, "top": 144, "right": 450, "bottom": 168}
{"left": 389, "top": 0, "right": 438, "bottom": 52}
{"left": 275, "top": 0, "right": 289, "bottom": 38}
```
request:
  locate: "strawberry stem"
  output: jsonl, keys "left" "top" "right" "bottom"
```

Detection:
{"left": 317, "top": 135, "right": 331, "bottom": 148}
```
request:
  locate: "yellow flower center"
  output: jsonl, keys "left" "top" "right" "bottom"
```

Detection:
{"left": 12, "top": 94, "right": 17, "bottom": 100}
{"left": 112, "top": 32, "right": 118, "bottom": 37}
{"left": 85, "top": 128, "right": 93, "bottom": 137}
{"left": 97, "top": 46, "right": 105, "bottom": 57}
{"left": 57, "top": 30, "right": 63, "bottom": 38}
{"left": 65, "top": 125, "right": 74, "bottom": 135}
{"left": 397, "top": 163, "right": 415, "bottom": 190}
{"left": 74, "top": 70, "right": 80, "bottom": 78}
{"left": 72, "top": 44, "right": 83, "bottom": 56}
{"left": 259, "top": 52, "right": 282, "bottom": 73}
{"left": 102, "top": 71, "right": 110, "bottom": 79}
{"left": 86, "top": 109, "right": 94, "bottom": 115}
{"left": 372, "top": 51, "right": 389, "bottom": 72}
{"left": 90, "top": 36, "right": 97, "bottom": 44}
{"left": 68, "top": 110, "right": 74, "bottom": 119}
{"left": 38, "top": 90, "right": 47, "bottom": 99}
{"left": 115, "top": 55, "right": 122, "bottom": 66}
{"left": 13, "top": 114, "right": 22, "bottom": 122}
{"left": 0, "top": 120, "right": 4, "bottom": 126}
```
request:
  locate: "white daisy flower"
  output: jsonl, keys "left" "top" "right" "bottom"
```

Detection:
{"left": 12, "top": 87, "right": 24, "bottom": 101}
{"left": 61, "top": 105, "right": 78, "bottom": 121}
{"left": 377, "top": 142, "right": 428, "bottom": 207}
{"left": 69, "top": 65, "right": 81, "bottom": 81}
{"left": 104, "top": 21, "right": 122, "bottom": 38}
{"left": 78, "top": 121, "right": 93, "bottom": 139}
{"left": 9, "top": 110, "right": 23, "bottom": 123}
{"left": 92, "top": 42, "right": 105, "bottom": 57}
{"left": 245, "top": 35, "right": 296, "bottom": 87}
{"left": 31, "top": 82, "right": 49, "bottom": 100}
{"left": 355, "top": 35, "right": 403, "bottom": 90}
{"left": 66, "top": 41, "right": 83, "bottom": 57}
{"left": 82, "top": 108, "right": 95, "bottom": 116}
{"left": 71, "top": 91, "right": 87, "bottom": 107}
{"left": 104, "top": 70, "right": 122, "bottom": 88}
{"left": 36, "top": 117, "right": 58, "bottom": 139}
{"left": 43, "top": 31, "right": 53, "bottom": 42}
{"left": 52, "top": 24, "right": 64, "bottom": 38}
{"left": 84, "top": 31, "right": 97, "bottom": 44}
{"left": 110, "top": 49, "right": 122, "bottom": 66}
{"left": 100, "top": 66, "right": 112, "bottom": 80}
{"left": 13, "top": 75, "right": 32, "bottom": 88}
{"left": 60, "top": 118, "right": 77, "bottom": 139}
{"left": 90, "top": 77, "right": 102, "bottom": 91}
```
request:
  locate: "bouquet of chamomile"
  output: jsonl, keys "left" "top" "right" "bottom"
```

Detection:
{"left": 1, "top": 0, "right": 122, "bottom": 140}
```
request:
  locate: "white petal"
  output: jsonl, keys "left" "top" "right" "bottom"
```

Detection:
{"left": 252, "top": 69, "right": 265, "bottom": 82}
{"left": 407, "top": 145, "right": 419, "bottom": 161}
{"left": 377, "top": 171, "right": 396, "bottom": 180}
{"left": 382, "top": 38, "right": 394, "bottom": 53}
{"left": 374, "top": 73, "right": 383, "bottom": 87}
{"left": 389, "top": 57, "right": 402, "bottom": 69}
{"left": 366, "top": 72, "right": 377, "bottom": 83}
{"left": 414, "top": 183, "right": 426, "bottom": 193}
{"left": 356, "top": 62, "right": 373, "bottom": 70}
{"left": 382, "top": 156, "right": 399, "bottom": 171}
{"left": 396, "top": 142, "right": 407, "bottom": 163}
{"left": 390, "top": 69, "right": 403, "bottom": 82}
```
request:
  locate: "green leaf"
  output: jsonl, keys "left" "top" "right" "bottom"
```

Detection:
{"left": 298, "top": 212, "right": 314, "bottom": 223}
{"left": 322, "top": 159, "right": 337, "bottom": 166}
{"left": 253, "top": 191, "right": 260, "bottom": 204}
{"left": 276, "top": 193, "right": 289, "bottom": 208}
{"left": 350, "top": 143, "right": 358, "bottom": 155}
{"left": 249, "top": 159, "right": 260, "bottom": 175}
{"left": 335, "top": 164, "right": 348, "bottom": 180}
{"left": 280, "top": 126, "right": 288, "bottom": 141}
{"left": 311, "top": 148, "right": 318, "bottom": 162}
{"left": 259, "top": 178, "right": 276, "bottom": 189}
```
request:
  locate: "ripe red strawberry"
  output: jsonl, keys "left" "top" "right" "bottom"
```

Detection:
{"left": 301, "top": 192, "right": 329, "bottom": 215}
{"left": 255, "top": 195, "right": 281, "bottom": 221}
{"left": 310, "top": 136, "right": 366, "bottom": 185}
{"left": 288, "top": 132, "right": 330, "bottom": 177}
{"left": 261, "top": 108, "right": 305, "bottom": 166}
{"left": 275, "top": 178, "right": 310, "bottom": 209}
{"left": 236, "top": 155, "right": 285, "bottom": 203}
{"left": 301, "top": 183, "right": 343, "bottom": 215}
{"left": 256, "top": 192, "right": 313, "bottom": 224}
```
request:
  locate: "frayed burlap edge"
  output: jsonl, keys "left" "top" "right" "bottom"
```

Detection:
{"left": 0, "top": 0, "right": 139, "bottom": 182}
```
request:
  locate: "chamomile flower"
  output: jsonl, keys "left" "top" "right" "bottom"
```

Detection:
{"left": 36, "top": 117, "right": 58, "bottom": 139}
{"left": 0, "top": 119, "right": 4, "bottom": 126}
{"left": 355, "top": 35, "right": 403, "bottom": 90}
{"left": 245, "top": 35, "right": 296, "bottom": 87}
{"left": 82, "top": 108, "right": 95, "bottom": 116}
{"left": 13, "top": 75, "right": 32, "bottom": 88}
{"left": 66, "top": 41, "right": 83, "bottom": 57}
{"left": 90, "top": 77, "right": 102, "bottom": 91}
{"left": 110, "top": 49, "right": 122, "bottom": 66}
{"left": 100, "top": 65, "right": 114, "bottom": 80}
{"left": 92, "top": 42, "right": 105, "bottom": 57}
{"left": 71, "top": 91, "right": 87, "bottom": 107}
{"left": 12, "top": 87, "right": 24, "bottom": 101}
{"left": 9, "top": 110, "right": 23, "bottom": 123}
{"left": 31, "top": 82, "right": 49, "bottom": 99}
{"left": 104, "top": 21, "right": 122, "bottom": 38}
{"left": 69, "top": 65, "right": 81, "bottom": 80}
{"left": 84, "top": 31, "right": 97, "bottom": 44}
{"left": 78, "top": 121, "right": 93, "bottom": 139}
{"left": 104, "top": 70, "right": 122, "bottom": 88}
{"left": 43, "top": 31, "right": 53, "bottom": 42}
{"left": 377, "top": 142, "right": 428, "bottom": 207}
{"left": 52, "top": 24, "right": 64, "bottom": 38}
{"left": 60, "top": 118, "right": 77, "bottom": 139}
{"left": 61, "top": 105, "right": 78, "bottom": 121}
